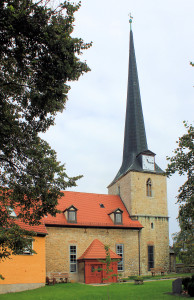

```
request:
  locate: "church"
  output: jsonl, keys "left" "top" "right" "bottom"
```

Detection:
{"left": 0, "top": 25, "right": 169, "bottom": 292}
{"left": 44, "top": 26, "right": 169, "bottom": 282}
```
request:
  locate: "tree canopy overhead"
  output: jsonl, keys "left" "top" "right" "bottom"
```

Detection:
{"left": 0, "top": 0, "right": 91, "bottom": 132}
{"left": 0, "top": 0, "right": 91, "bottom": 260}
{"left": 166, "top": 121, "right": 194, "bottom": 264}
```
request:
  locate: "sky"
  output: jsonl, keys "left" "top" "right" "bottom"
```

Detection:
{"left": 43, "top": 0, "right": 194, "bottom": 244}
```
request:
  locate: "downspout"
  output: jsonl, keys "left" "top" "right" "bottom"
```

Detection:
{"left": 138, "top": 229, "right": 141, "bottom": 276}
{"left": 84, "top": 261, "right": 85, "bottom": 283}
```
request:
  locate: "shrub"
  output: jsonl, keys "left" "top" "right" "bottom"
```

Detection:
{"left": 188, "top": 281, "right": 194, "bottom": 297}
{"left": 134, "top": 276, "right": 143, "bottom": 281}
{"left": 182, "top": 277, "right": 191, "bottom": 290}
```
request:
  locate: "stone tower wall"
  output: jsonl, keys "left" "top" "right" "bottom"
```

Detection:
{"left": 108, "top": 170, "right": 169, "bottom": 274}
{"left": 139, "top": 217, "right": 169, "bottom": 274}
{"left": 108, "top": 171, "right": 168, "bottom": 217}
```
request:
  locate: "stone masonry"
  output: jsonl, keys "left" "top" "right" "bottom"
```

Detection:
{"left": 46, "top": 226, "right": 140, "bottom": 282}
{"left": 108, "top": 170, "right": 169, "bottom": 274}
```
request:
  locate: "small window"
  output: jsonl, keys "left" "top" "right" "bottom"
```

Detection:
{"left": 20, "top": 240, "right": 33, "bottom": 255}
{"left": 7, "top": 207, "right": 17, "bottom": 218}
{"left": 118, "top": 186, "right": 120, "bottom": 195}
{"left": 151, "top": 222, "right": 154, "bottom": 229}
{"left": 100, "top": 203, "right": 104, "bottom": 208}
{"left": 116, "top": 244, "right": 124, "bottom": 271}
{"left": 115, "top": 211, "right": 122, "bottom": 224}
{"left": 146, "top": 178, "right": 152, "bottom": 197}
{"left": 68, "top": 210, "right": 76, "bottom": 222}
{"left": 148, "top": 245, "right": 154, "bottom": 271}
{"left": 70, "top": 245, "right": 77, "bottom": 273}
{"left": 67, "top": 207, "right": 77, "bottom": 223}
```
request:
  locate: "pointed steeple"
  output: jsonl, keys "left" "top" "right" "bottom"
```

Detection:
{"left": 109, "top": 28, "right": 162, "bottom": 187}
{"left": 123, "top": 29, "right": 148, "bottom": 163}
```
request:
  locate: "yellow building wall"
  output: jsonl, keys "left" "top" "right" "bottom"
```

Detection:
{"left": 0, "top": 236, "right": 45, "bottom": 285}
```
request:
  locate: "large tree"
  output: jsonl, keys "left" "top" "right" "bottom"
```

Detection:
{"left": 0, "top": 0, "right": 91, "bottom": 260}
{"left": 166, "top": 122, "right": 194, "bottom": 264}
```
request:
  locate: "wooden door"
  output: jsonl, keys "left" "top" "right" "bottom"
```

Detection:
{"left": 88, "top": 264, "right": 102, "bottom": 284}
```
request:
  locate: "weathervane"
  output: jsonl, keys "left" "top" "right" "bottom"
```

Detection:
{"left": 129, "top": 13, "right": 133, "bottom": 30}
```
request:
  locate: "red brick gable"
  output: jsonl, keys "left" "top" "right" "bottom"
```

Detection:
{"left": 44, "top": 191, "right": 142, "bottom": 229}
{"left": 78, "top": 239, "right": 121, "bottom": 260}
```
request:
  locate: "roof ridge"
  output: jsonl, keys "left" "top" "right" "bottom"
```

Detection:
{"left": 61, "top": 191, "right": 120, "bottom": 197}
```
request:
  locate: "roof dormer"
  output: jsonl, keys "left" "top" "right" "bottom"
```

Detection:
{"left": 64, "top": 205, "right": 77, "bottom": 223}
{"left": 108, "top": 208, "right": 123, "bottom": 225}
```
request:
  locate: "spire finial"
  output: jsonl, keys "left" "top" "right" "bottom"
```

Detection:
{"left": 129, "top": 13, "right": 133, "bottom": 30}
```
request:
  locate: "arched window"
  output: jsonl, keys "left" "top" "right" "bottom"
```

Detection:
{"left": 146, "top": 178, "right": 152, "bottom": 197}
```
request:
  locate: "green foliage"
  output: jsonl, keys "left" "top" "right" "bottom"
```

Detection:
{"left": 0, "top": 0, "right": 91, "bottom": 259}
{"left": 103, "top": 245, "right": 112, "bottom": 276}
{"left": 134, "top": 276, "right": 144, "bottom": 281}
{"left": 188, "top": 281, "right": 194, "bottom": 297}
{"left": 182, "top": 277, "right": 192, "bottom": 290}
{"left": 166, "top": 121, "right": 194, "bottom": 265}
{"left": 172, "top": 230, "right": 194, "bottom": 265}
{"left": 0, "top": 224, "right": 37, "bottom": 260}
{"left": 98, "top": 245, "right": 119, "bottom": 281}
{"left": 182, "top": 275, "right": 194, "bottom": 297}
{"left": 0, "top": 274, "right": 5, "bottom": 280}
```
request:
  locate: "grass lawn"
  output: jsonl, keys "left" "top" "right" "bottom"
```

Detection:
{"left": 0, "top": 280, "right": 183, "bottom": 300}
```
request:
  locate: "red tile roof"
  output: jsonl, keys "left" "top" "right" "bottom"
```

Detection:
{"left": 43, "top": 191, "right": 142, "bottom": 229}
{"left": 78, "top": 239, "right": 121, "bottom": 260}
{"left": 4, "top": 206, "right": 47, "bottom": 235}
{"left": 14, "top": 219, "right": 47, "bottom": 235}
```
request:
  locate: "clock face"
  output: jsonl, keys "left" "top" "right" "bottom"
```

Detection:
{"left": 142, "top": 155, "right": 155, "bottom": 171}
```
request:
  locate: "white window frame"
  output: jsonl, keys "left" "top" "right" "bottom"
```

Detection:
{"left": 7, "top": 207, "right": 17, "bottom": 218}
{"left": 115, "top": 212, "right": 122, "bottom": 224}
{"left": 68, "top": 210, "right": 76, "bottom": 222}
{"left": 69, "top": 245, "right": 77, "bottom": 273}
{"left": 114, "top": 209, "right": 123, "bottom": 225}
{"left": 21, "top": 240, "right": 33, "bottom": 255}
{"left": 116, "top": 244, "right": 124, "bottom": 271}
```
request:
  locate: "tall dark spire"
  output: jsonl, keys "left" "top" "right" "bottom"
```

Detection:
{"left": 108, "top": 24, "right": 163, "bottom": 188}
{"left": 123, "top": 29, "right": 148, "bottom": 161}
{"left": 109, "top": 30, "right": 149, "bottom": 186}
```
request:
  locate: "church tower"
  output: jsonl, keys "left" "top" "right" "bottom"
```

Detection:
{"left": 108, "top": 22, "right": 169, "bottom": 274}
